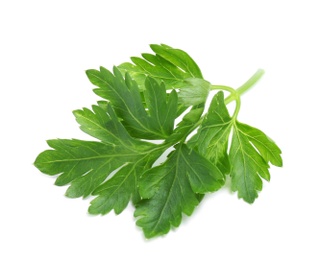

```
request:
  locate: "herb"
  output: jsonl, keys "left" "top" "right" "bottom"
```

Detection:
{"left": 34, "top": 44, "right": 282, "bottom": 238}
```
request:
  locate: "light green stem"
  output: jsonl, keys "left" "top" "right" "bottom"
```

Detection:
{"left": 211, "top": 69, "right": 265, "bottom": 119}
{"left": 224, "top": 69, "right": 265, "bottom": 104}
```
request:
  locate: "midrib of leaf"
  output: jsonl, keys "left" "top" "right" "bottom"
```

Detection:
{"left": 38, "top": 153, "right": 137, "bottom": 164}
{"left": 149, "top": 148, "right": 189, "bottom": 235}
{"left": 150, "top": 164, "right": 178, "bottom": 236}
{"left": 43, "top": 142, "right": 168, "bottom": 165}
{"left": 233, "top": 126, "right": 250, "bottom": 201}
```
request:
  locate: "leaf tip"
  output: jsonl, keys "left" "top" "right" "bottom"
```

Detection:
{"left": 72, "top": 109, "right": 81, "bottom": 118}
{"left": 65, "top": 186, "right": 81, "bottom": 199}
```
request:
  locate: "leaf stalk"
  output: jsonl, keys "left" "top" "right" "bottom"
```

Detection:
{"left": 224, "top": 69, "right": 265, "bottom": 104}
{"left": 210, "top": 69, "right": 265, "bottom": 120}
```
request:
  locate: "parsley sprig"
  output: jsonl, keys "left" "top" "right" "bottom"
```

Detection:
{"left": 34, "top": 44, "right": 282, "bottom": 238}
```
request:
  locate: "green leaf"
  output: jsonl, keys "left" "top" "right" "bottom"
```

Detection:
{"left": 150, "top": 44, "right": 203, "bottom": 78}
{"left": 144, "top": 77, "right": 178, "bottom": 137}
{"left": 188, "top": 91, "right": 232, "bottom": 166}
{"left": 89, "top": 163, "right": 148, "bottom": 215}
{"left": 86, "top": 67, "right": 177, "bottom": 139}
{"left": 135, "top": 144, "right": 224, "bottom": 238}
{"left": 229, "top": 122, "right": 282, "bottom": 203}
{"left": 72, "top": 101, "right": 136, "bottom": 146}
{"left": 236, "top": 123, "right": 283, "bottom": 167}
{"left": 118, "top": 44, "right": 210, "bottom": 108}
{"left": 34, "top": 103, "right": 164, "bottom": 212}
{"left": 118, "top": 44, "right": 203, "bottom": 91}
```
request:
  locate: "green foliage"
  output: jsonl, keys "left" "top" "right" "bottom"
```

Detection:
{"left": 229, "top": 122, "right": 283, "bottom": 203}
{"left": 118, "top": 44, "right": 203, "bottom": 90}
{"left": 86, "top": 67, "right": 177, "bottom": 139}
{"left": 135, "top": 144, "right": 224, "bottom": 238}
{"left": 34, "top": 44, "right": 282, "bottom": 238}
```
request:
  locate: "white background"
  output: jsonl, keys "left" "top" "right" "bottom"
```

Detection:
{"left": 1, "top": 0, "right": 318, "bottom": 259}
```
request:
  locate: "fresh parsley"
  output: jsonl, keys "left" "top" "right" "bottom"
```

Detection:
{"left": 34, "top": 44, "right": 282, "bottom": 238}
